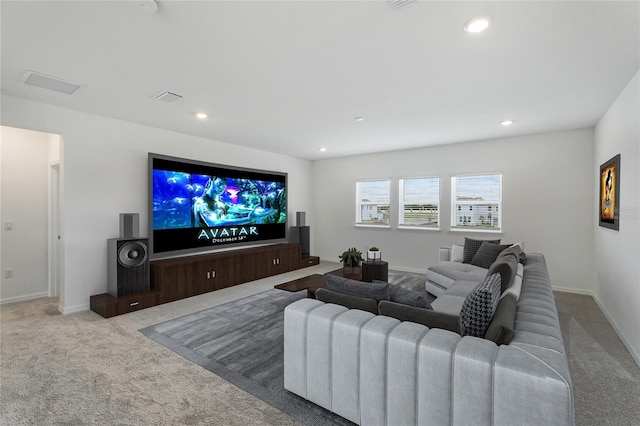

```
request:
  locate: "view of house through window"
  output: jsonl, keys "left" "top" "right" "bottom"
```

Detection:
{"left": 356, "top": 179, "right": 390, "bottom": 226}
{"left": 399, "top": 177, "right": 439, "bottom": 228}
{"left": 451, "top": 174, "right": 502, "bottom": 231}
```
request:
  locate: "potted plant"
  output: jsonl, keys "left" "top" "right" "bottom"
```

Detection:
{"left": 367, "top": 246, "right": 381, "bottom": 261}
{"left": 339, "top": 247, "right": 363, "bottom": 274}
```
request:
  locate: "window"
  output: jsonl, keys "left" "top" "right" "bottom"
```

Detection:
{"left": 399, "top": 177, "right": 440, "bottom": 229}
{"left": 451, "top": 174, "right": 502, "bottom": 231}
{"left": 356, "top": 179, "right": 390, "bottom": 227}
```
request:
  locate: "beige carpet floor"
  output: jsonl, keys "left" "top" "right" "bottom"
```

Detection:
{"left": 2, "top": 263, "right": 639, "bottom": 425}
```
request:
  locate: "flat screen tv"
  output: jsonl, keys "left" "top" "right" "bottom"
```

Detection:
{"left": 149, "top": 153, "right": 287, "bottom": 259}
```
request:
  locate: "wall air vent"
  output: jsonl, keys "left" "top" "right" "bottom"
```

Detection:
{"left": 388, "top": 0, "right": 415, "bottom": 8}
{"left": 22, "top": 70, "right": 83, "bottom": 95}
{"left": 153, "top": 91, "right": 183, "bottom": 103}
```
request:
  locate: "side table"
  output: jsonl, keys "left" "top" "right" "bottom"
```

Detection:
{"left": 361, "top": 260, "right": 388, "bottom": 282}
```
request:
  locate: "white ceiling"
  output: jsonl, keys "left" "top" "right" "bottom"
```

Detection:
{"left": 2, "top": 1, "right": 639, "bottom": 160}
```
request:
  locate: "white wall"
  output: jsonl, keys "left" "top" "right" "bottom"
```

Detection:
{"left": 0, "top": 126, "right": 50, "bottom": 303}
{"left": 1, "top": 95, "right": 313, "bottom": 313}
{"left": 594, "top": 69, "right": 640, "bottom": 365}
{"left": 312, "top": 128, "right": 595, "bottom": 292}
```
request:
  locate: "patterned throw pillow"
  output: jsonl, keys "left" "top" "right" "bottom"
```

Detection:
{"left": 459, "top": 273, "right": 502, "bottom": 337}
{"left": 462, "top": 238, "right": 501, "bottom": 264}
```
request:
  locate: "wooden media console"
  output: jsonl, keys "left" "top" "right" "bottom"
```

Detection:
{"left": 90, "top": 243, "right": 316, "bottom": 318}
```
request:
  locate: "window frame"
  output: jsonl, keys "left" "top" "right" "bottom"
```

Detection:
{"left": 355, "top": 179, "right": 391, "bottom": 228}
{"left": 450, "top": 173, "right": 502, "bottom": 233}
{"left": 398, "top": 176, "right": 440, "bottom": 230}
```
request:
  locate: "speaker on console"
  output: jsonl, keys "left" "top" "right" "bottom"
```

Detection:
{"left": 120, "top": 213, "right": 140, "bottom": 239}
{"left": 108, "top": 238, "right": 150, "bottom": 297}
{"left": 290, "top": 226, "right": 310, "bottom": 257}
{"left": 296, "top": 211, "right": 306, "bottom": 227}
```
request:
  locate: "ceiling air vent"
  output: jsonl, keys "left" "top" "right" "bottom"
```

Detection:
{"left": 388, "top": 0, "right": 415, "bottom": 8}
{"left": 153, "top": 91, "right": 183, "bottom": 103}
{"left": 22, "top": 70, "right": 83, "bottom": 95}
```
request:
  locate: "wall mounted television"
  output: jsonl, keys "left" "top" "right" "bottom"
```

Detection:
{"left": 149, "top": 153, "right": 288, "bottom": 259}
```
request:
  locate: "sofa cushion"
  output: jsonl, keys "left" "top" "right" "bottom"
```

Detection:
{"left": 431, "top": 294, "right": 466, "bottom": 316}
{"left": 387, "top": 285, "right": 432, "bottom": 309}
{"left": 463, "top": 237, "right": 501, "bottom": 264}
{"left": 378, "top": 300, "right": 460, "bottom": 334}
{"left": 314, "top": 288, "right": 379, "bottom": 314}
{"left": 440, "top": 280, "right": 482, "bottom": 298}
{"left": 470, "top": 242, "right": 511, "bottom": 269}
{"left": 459, "top": 273, "right": 502, "bottom": 337}
{"left": 324, "top": 273, "right": 389, "bottom": 301}
{"left": 486, "top": 252, "right": 519, "bottom": 292}
{"left": 501, "top": 274, "right": 523, "bottom": 301}
{"left": 426, "top": 263, "right": 488, "bottom": 289}
{"left": 483, "top": 293, "right": 517, "bottom": 345}
{"left": 425, "top": 267, "right": 455, "bottom": 289}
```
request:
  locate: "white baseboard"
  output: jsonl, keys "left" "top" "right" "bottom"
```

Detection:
{"left": 591, "top": 293, "right": 640, "bottom": 368}
{"left": 0, "top": 291, "right": 49, "bottom": 305}
{"left": 60, "top": 303, "right": 90, "bottom": 315}
{"left": 552, "top": 286, "right": 593, "bottom": 295}
{"left": 389, "top": 266, "right": 426, "bottom": 275}
{"left": 553, "top": 286, "right": 640, "bottom": 368}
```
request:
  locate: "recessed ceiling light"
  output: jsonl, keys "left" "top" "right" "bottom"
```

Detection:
{"left": 464, "top": 16, "right": 493, "bottom": 33}
{"left": 196, "top": 113, "right": 207, "bottom": 119}
{"left": 319, "top": 147, "right": 327, "bottom": 152}
{"left": 354, "top": 117, "right": 364, "bottom": 122}
{"left": 501, "top": 120, "right": 514, "bottom": 127}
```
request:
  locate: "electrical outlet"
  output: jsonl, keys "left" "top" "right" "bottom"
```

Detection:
{"left": 4, "top": 269, "right": 14, "bottom": 278}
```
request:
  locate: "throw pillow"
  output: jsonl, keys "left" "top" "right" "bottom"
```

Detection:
{"left": 486, "top": 252, "right": 519, "bottom": 292}
{"left": 315, "top": 288, "right": 379, "bottom": 314}
{"left": 378, "top": 301, "right": 460, "bottom": 334}
{"left": 324, "top": 273, "right": 389, "bottom": 301}
{"left": 484, "top": 293, "right": 517, "bottom": 345}
{"left": 387, "top": 285, "right": 432, "bottom": 309}
{"left": 510, "top": 241, "right": 525, "bottom": 252}
{"left": 470, "top": 241, "right": 511, "bottom": 269}
{"left": 451, "top": 244, "right": 464, "bottom": 262}
{"left": 498, "top": 245, "right": 522, "bottom": 260}
{"left": 462, "top": 238, "right": 501, "bottom": 264}
{"left": 459, "top": 273, "right": 502, "bottom": 338}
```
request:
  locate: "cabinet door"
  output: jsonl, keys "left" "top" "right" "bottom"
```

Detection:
{"left": 185, "top": 259, "right": 210, "bottom": 296}
{"left": 153, "top": 261, "right": 188, "bottom": 302}
{"left": 225, "top": 252, "right": 255, "bottom": 285}
{"left": 272, "top": 245, "right": 301, "bottom": 274}
{"left": 283, "top": 245, "right": 301, "bottom": 272}
{"left": 209, "top": 256, "right": 232, "bottom": 290}
{"left": 254, "top": 249, "right": 274, "bottom": 280}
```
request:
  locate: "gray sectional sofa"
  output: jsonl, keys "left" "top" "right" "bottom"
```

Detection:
{"left": 283, "top": 243, "right": 574, "bottom": 425}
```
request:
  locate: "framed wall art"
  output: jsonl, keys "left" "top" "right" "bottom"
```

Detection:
{"left": 599, "top": 154, "right": 620, "bottom": 230}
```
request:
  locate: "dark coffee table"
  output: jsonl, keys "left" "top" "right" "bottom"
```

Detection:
{"left": 274, "top": 274, "right": 327, "bottom": 298}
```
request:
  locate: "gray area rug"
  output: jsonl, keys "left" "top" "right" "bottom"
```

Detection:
{"left": 140, "top": 272, "right": 428, "bottom": 426}
{"left": 140, "top": 288, "right": 349, "bottom": 425}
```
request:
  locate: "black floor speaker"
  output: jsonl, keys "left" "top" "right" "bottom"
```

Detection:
{"left": 108, "top": 238, "right": 150, "bottom": 297}
{"left": 290, "top": 226, "right": 310, "bottom": 257}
